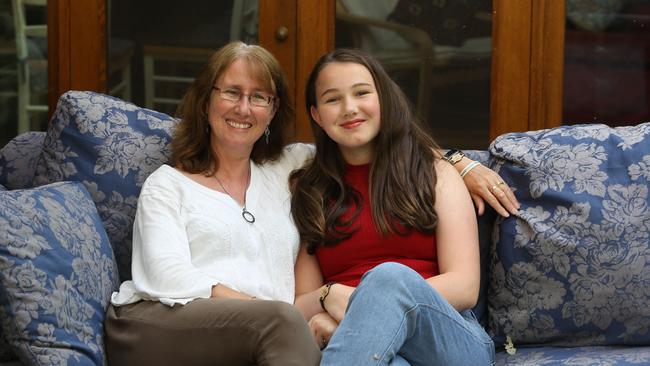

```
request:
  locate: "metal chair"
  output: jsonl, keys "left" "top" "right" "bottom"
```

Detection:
{"left": 142, "top": 0, "right": 254, "bottom": 112}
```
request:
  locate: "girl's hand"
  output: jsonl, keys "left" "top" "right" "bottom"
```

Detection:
{"left": 309, "top": 312, "right": 338, "bottom": 349}
{"left": 322, "top": 283, "right": 355, "bottom": 322}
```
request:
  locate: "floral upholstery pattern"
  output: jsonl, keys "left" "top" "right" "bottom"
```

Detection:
{"left": 487, "top": 122, "right": 650, "bottom": 347}
{"left": 33, "top": 91, "right": 177, "bottom": 281}
{"left": 496, "top": 345, "right": 650, "bottom": 366}
{"left": 0, "top": 132, "right": 45, "bottom": 190}
{"left": 0, "top": 181, "right": 119, "bottom": 365}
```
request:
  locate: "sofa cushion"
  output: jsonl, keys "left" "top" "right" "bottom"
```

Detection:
{"left": 0, "top": 181, "right": 119, "bottom": 365}
{"left": 0, "top": 183, "right": 13, "bottom": 362}
{"left": 488, "top": 122, "right": 650, "bottom": 347}
{"left": 34, "top": 91, "right": 177, "bottom": 281}
{"left": 0, "top": 132, "right": 45, "bottom": 190}
{"left": 495, "top": 345, "right": 650, "bottom": 366}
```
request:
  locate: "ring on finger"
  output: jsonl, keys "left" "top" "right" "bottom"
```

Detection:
{"left": 490, "top": 185, "right": 499, "bottom": 192}
{"left": 497, "top": 181, "right": 505, "bottom": 186}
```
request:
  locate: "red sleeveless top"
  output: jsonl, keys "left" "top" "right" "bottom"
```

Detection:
{"left": 315, "top": 164, "right": 438, "bottom": 287}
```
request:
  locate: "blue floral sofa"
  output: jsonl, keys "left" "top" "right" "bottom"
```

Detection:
{"left": 0, "top": 90, "right": 649, "bottom": 365}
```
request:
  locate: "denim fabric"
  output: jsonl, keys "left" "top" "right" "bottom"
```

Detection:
{"left": 321, "top": 262, "right": 495, "bottom": 366}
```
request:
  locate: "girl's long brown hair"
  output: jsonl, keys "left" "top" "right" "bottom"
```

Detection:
{"left": 290, "top": 49, "right": 441, "bottom": 254}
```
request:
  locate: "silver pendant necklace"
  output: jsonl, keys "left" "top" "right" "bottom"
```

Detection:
{"left": 214, "top": 165, "right": 255, "bottom": 224}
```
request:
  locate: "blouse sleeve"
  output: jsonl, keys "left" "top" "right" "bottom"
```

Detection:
{"left": 128, "top": 177, "right": 219, "bottom": 305}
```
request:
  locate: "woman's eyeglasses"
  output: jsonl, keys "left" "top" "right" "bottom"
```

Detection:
{"left": 213, "top": 87, "right": 276, "bottom": 108}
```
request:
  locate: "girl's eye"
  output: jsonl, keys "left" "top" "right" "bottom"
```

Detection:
{"left": 324, "top": 96, "right": 340, "bottom": 103}
{"left": 356, "top": 90, "right": 371, "bottom": 96}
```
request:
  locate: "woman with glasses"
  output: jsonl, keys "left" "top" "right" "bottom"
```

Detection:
{"left": 105, "top": 41, "right": 321, "bottom": 366}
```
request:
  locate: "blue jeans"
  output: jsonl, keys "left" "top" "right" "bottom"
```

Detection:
{"left": 321, "top": 262, "right": 495, "bottom": 366}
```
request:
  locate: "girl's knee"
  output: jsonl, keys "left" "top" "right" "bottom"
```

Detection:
{"left": 363, "top": 262, "right": 421, "bottom": 285}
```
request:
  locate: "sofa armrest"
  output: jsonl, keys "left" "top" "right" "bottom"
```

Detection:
{"left": 0, "top": 131, "right": 45, "bottom": 189}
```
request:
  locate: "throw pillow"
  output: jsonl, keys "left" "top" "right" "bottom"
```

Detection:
{"left": 487, "top": 122, "right": 650, "bottom": 347}
{"left": 0, "top": 131, "right": 45, "bottom": 190}
{"left": 34, "top": 91, "right": 178, "bottom": 281}
{"left": 0, "top": 181, "right": 119, "bottom": 365}
{"left": 0, "top": 189, "right": 15, "bottom": 362}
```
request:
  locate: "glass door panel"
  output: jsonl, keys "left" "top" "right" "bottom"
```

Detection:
{"left": 108, "top": 0, "right": 258, "bottom": 116}
{"left": 564, "top": 0, "right": 650, "bottom": 126}
{"left": 1, "top": 0, "right": 47, "bottom": 147}
{"left": 335, "top": 0, "right": 493, "bottom": 149}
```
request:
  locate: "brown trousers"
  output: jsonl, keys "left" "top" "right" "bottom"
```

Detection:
{"left": 104, "top": 298, "right": 321, "bottom": 366}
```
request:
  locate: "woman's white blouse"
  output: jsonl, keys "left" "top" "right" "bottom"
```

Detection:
{"left": 111, "top": 143, "right": 314, "bottom": 306}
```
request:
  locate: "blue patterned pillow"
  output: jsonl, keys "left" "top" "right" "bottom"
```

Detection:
{"left": 34, "top": 91, "right": 178, "bottom": 281}
{"left": 487, "top": 122, "right": 650, "bottom": 347}
{"left": 0, "top": 181, "right": 119, "bottom": 365}
{"left": 0, "top": 131, "right": 45, "bottom": 190}
{"left": 0, "top": 185, "right": 15, "bottom": 364}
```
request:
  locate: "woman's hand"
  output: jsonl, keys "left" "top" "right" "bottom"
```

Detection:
{"left": 454, "top": 157, "right": 520, "bottom": 217}
{"left": 322, "top": 283, "right": 355, "bottom": 323}
{"left": 308, "top": 312, "right": 338, "bottom": 349}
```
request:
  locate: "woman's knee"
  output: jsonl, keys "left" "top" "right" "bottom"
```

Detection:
{"left": 256, "top": 301, "right": 308, "bottom": 331}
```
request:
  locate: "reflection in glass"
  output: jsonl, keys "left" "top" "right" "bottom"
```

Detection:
{"left": 0, "top": 0, "right": 47, "bottom": 147}
{"left": 109, "top": 0, "right": 258, "bottom": 116}
{"left": 564, "top": 0, "right": 650, "bottom": 126}
{"left": 335, "top": 0, "right": 493, "bottom": 149}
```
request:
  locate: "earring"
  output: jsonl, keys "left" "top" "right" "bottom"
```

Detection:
{"left": 205, "top": 122, "right": 210, "bottom": 134}
{"left": 264, "top": 125, "right": 270, "bottom": 144}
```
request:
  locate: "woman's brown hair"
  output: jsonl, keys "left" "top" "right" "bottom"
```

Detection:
{"left": 290, "top": 48, "right": 441, "bottom": 254}
{"left": 171, "top": 41, "right": 293, "bottom": 174}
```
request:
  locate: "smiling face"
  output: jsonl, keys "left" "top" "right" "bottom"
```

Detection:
{"left": 207, "top": 58, "right": 277, "bottom": 158}
{"left": 310, "top": 62, "right": 381, "bottom": 165}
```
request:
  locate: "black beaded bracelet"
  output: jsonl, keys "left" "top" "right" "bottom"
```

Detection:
{"left": 319, "top": 282, "right": 335, "bottom": 311}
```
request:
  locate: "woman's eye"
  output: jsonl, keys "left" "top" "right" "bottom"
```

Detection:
{"left": 324, "top": 96, "right": 340, "bottom": 103}
{"left": 224, "top": 89, "right": 241, "bottom": 98}
{"left": 251, "top": 93, "right": 265, "bottom": 102}
{"left": 356, "top": 90, "right": 371, "bottom": 96}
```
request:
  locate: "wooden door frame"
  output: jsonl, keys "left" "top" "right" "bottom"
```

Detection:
{"left": 48, "top": 0, "right": 107, "bottom": 114}
{"left": 490, "top": 0, "right": 565, "bottom": 139}
{"left": 48, "top": 0, "right": 563, "bottom": 141}
{"left": 259, "top": 0, "right": 334, "bottom": 142}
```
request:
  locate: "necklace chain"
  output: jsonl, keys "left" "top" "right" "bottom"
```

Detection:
{"left": 214, "top": 166, "right": 255, "bottom": 224}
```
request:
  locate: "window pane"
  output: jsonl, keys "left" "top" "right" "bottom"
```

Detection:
{"left": 564, "top": 0, "right": 650, "bottom": 126}
{"left": 335, "top": 0, "right": 493, "bottom": 149}
{"left": 108, "top": 0, "right": 258, "bottom": 116}
{"left": 0, "top": 0, "right": 48, "bottom": 147}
